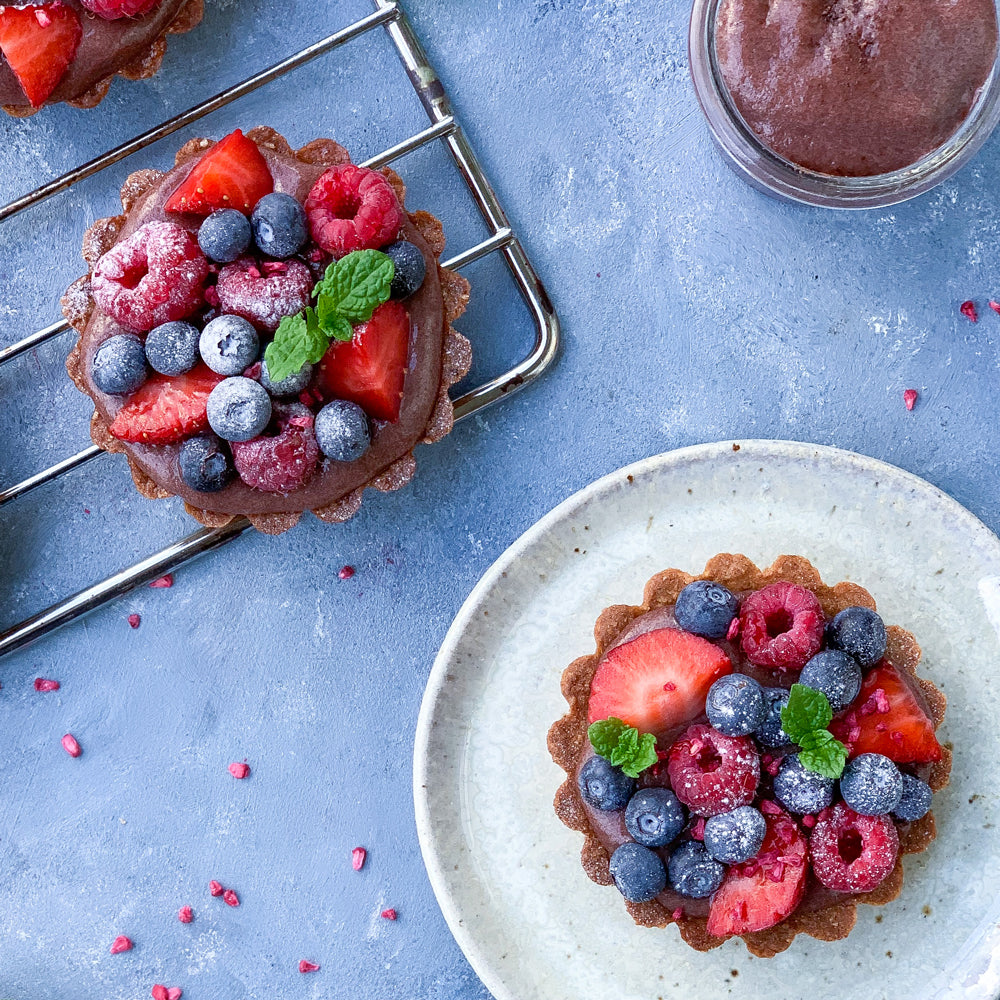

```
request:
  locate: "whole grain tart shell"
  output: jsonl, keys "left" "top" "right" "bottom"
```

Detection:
{"left": 547, "top": 553, "right": 952, "bottom": 958}
{"left": 62, "top": 126, "right": 471, "bottom": 536}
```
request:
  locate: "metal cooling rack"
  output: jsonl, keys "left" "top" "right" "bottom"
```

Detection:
{"left": 0, "top": 0, "right": 559, "bottom": 658}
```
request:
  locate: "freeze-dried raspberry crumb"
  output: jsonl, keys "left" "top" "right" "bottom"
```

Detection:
{"left": 35, "top": 7, "right": 51, "bottom": 25}
{"left": 380, "top": 908, "right": 398, "bottom": 920}
{"left": 231, "top": 403, "right": 320, "bottom": 493}
{"left": 802, "top": 814, "right": 816, "bottom": 828}
{"left": 229, "top": 762, "right": 250, "bottom": 779}
{"left": 34, "top": 678, "right": 60, "bottom": 692}
{"left": 726, "top": 617, "right": 740, "bottom": 641}
{"left": 990, "top": 301, "right": 1000, "bottom": 315}
{"left": 690, "top": 817, "right": 706, "bottom": 841}
{"left": 216, "top": 256, "right": 313, "bottom": 333}
{"left": 209, "top": 880, "right": 224, "bottom": 896}
{"left": 339, "top": 565, "right": 356, "bottom": 581}
{"left": 128, "top": 613, "right": 141, "bottom": 629}
{"left": 62, "top": 733, "right": 82, "bottom": 757}
{"left": 903, "top": 389, "right": 918, "bottom": 411}
{"left": 151, "top": 987, "right": 168, "bottom": 1000}
{"left": 671, "top": 908, "right": 683, "bottom": 920}
{"left": 149, "top": 575, "right": 173, "bottom": 589}
{"left": 352, "top": 846, "right": 367, "bottom": 871}
{"left": 223, "top": 889, "right": 240, "bottom": 907}
{"left": 110, "top": 935, "right": 133, "bottom": 954}
{"left": 178, "top": 905, "right": 193, "bottom": 923}
{"left": 299, "top": 960, "right": 320, "bottom": 973}
{"left": 960, "top": 300, "right": 978, "bottom": 322}
{"left": 662, "top": 681, "right": 676, "bottom": 692}
{"left": 166, "top": 990, "right": 182, "bottom": 1000}
{"left": 759, "top": 799, "right": 781, "bottom": 816}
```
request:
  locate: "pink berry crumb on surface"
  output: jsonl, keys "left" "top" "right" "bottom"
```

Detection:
{"left": 178, "top": 906, "right": 193, "bottom": 924}
{"left": 990, "top": 300, "right": 1000, "bottom": 315}
{"left": 110, "top": 935, "right": 133, "bottom": 954}
{"left": 61, "top": 734, "right": 82, "bottom": 758}
{"left": 228, "top": 762, "right": 251, "bottom": 779}
{"left": 960, "top": 300, "right": 978, "bottom": 322}
{"left": 299, "top": 960, "right": 320, "bottom": 973}
{"left": 128, "top": 613, "right": 141, "bottom": 629}
{"left": 209, "top": 880, "right": 224, "bottom": 897}
{"left": 380, "top": 908, "right": 398, "bottom": 920}
{"left": 904, "top": 389, "right": 919, "bottom": 411}
{"left": 149, "top": 574, "right": 173, "bottom": 588}
{"left": 223, "top": 889, "right": 240, "bottom": 907}
{"left": 34, "top": 678, "right": 60, "bottom": 692}
{"left": 339, "top": 565, "right": 356, "bottom": 580}
{"left": 352, "top": 846, "right": 367, "bottom": 871}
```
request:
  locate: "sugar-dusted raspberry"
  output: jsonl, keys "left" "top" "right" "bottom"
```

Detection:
{"left": 231, "top": 403, "right": 320, "bottom": 493}
{"left": 739, "top": 581, "right": 824, "bottom": 671}
{"left": 92, "top": 222, "right": 208, "bottom": 332}
{"left": 215, "top": 257, "right": 313, "bottom": 333}
{"left": 304, "top": 164, "right": 404, "bottom": 259}
{"left": 809, "top": 802, "right": 898, "bottom": 892}
{"left": 81, "top": 0, "right": 159, "bottom": 17}
{"left": 666, "top": 723, "right": 759, "bottom": 816}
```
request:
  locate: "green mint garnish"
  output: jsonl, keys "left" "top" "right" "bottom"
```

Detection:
{"left": 796, "top": 729, "right": 849, "bottom": 779}
{"left": 781, "top": 683, "right": 848, "bottom": 779}
{"left": 264, "top": 307, "right": 329, "bottom": 383}
{"left": 587, "top": 717, "right": 658, "bottom": 779}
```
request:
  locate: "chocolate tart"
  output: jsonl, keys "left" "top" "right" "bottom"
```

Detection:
{"left": 62, "top": 126, "right": 472, "bottom": 535}
{"left": 548, "top": 554, "right": 952, "bottom": 958}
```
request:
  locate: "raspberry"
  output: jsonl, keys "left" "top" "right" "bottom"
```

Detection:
{"left": 666, "top": 723, "right": 759, "bottom": 816}
{"left": 305, "top": 164, "right": 404, "bottom": 258}
{"left": 739, "top": 581, "right": 824, "bottom": 671}
{"left": 231, "top": 403, "right": 320, "bottom": 493}
{"left": 81, "top": 0, "right": 159, "bottom": 17}
{"left": 215, "top": 257, "right": 313, "bottom": 333}
{"left": 810, "top": 802, "right": 899, "bottom": 892}
{"left": 92, "top": 222, "right": 208, "bottom": 332}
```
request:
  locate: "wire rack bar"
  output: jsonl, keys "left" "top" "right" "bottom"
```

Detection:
{"left": 0, "top": 319, "right": 71, "bottom": 367}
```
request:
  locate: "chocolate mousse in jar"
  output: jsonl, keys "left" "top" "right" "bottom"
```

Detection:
{"left": 689, "top": 0, "right": 1000, "bottom": 207}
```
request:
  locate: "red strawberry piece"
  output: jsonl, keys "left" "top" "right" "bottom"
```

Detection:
{"left": 706, "top": 807, "right": 808, "bottom": 936}
{"left": 165, "top": 130, "right": 274, "bottom": 216}
{"left": 109, "top": 365, "right": 224, "bottom": 445}
{"left": 830, "top": 662, "right": 943, "bottom": 764}
{"left": 739, "top": 581, "right": 824, "bottom": 671}
{"left": 666, "top": 724, "right": 759, "bottom": 816}
{"left": 81, "top": 0, "right": 159, "bottom": 18}
{"left": 586, "top": 627, "right": 732, "bottom": 739}
{"left": 215, "top": 257, "right": 313, "bottom": 333}
{"left": 304, "top": 163, "right": 404, "bottom": 258}
{"left": 92, "top": 222, "right": 208, "bottom": 332}
{"left": 231, "top": 402, "right": 320, "bottom": 493}
{"left": 314, "top": 300, "right": 411, "bottom": 422}
{"left": 809, "top": 802, "right": 898, "bottom": 892}
{"left": 109, "top": 935, "right": 133, "bottom": 954}
{"left": 0, "top": 3, "right": 81, "bottom": 108}
{"left": 299, "top": 960, "right": 320, "bottom": 973}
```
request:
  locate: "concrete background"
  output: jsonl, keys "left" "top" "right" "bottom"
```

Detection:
{"left": 0, "top": 0, "right": 998, "bottom": 997}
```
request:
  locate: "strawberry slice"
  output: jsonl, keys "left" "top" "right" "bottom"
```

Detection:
{"left": 0, "top": 3, "right": 82, "bottom": 108}
{"left": 315, "top": 300, "right": 410, "bottom": 423}
{"left": 706, "top": 807, "right": 808, "bottom": 936}
{"left": 109, "top": 365, "right": 224, "bottom": 445}
{"left": 587, "top": 628, "right": 732, "bottom": 739}
{"left": 164, "top": 130, "right": 274, "bottom": 216}
{"left": 830, "top": 662, "right": 943, "bottom": 764}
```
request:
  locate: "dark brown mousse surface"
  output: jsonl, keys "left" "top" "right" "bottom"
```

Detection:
{"left": 715, "top": 0, "right": 999, "bottom": 176}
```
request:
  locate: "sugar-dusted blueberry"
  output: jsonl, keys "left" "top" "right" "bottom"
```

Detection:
{"left": 826, "top": 606, "right": 888, "bottom": 669}
{"left": 251, "top": 192, "right": 308, "bottom": 259}
{"left": 675, "top": 580, "right": 740, "bottom": 639}
{"left": 756, "top": 687, "right": 792, "bottom": 748}
{"left": 385, "top": 240, "right": 427, "bottom": 300}
{"left": 703, "top": 805, "right": 767, "bottom": 864}
{"left": 197, "top": 209, "right": 252, "bottom": 264}
{"left": 892, "top": 774, "right": 933, "bottom": 822}
{"left": 577, "top": 755, "right": 635, "bottom": 812}
{"left": 260, "top": 357, "right": 313, "bottom": 398}
{"left": 179, "top": 433, "right": 232, "bottom": 493}
{"left": 609, "top": 842, "right": 667, "bottom": 903}
{"left": 199, "top": 314, "right": 260, "bottom": 376}
{"left": 773, "top": 753, "right": 834, "bottom": 814}
{"left": 206, "top": 377, "right": 272, "bottom": 442}
{"left": 706, "top": 673, "right": 766, "bottom": 737}
{"left": 144, "top": 320, "right": 200, "bottom": 376}
{"left": 667, "top": 840, "right": 724, "bottom": 899}
{"left": 840, "top": 753, "right": 903, "bottom": 816}
{"left": 624, "top": 787, "right": 686, "bottom": 848}
{"left": 315, "top": 400, "right": 371, "bottom": 462}
{"left": 91, "top": 333, "right": 147, "bottom": 394}
{"left": 799, "top": 649, "right": 863, "bottom": 712}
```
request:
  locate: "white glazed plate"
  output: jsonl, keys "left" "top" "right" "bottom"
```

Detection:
{"left": 414, "top": 441, "right": 1000, "bottom": 1000}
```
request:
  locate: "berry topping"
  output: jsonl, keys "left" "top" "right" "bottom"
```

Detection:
{"left": 81, "top": 0, "right": 159, "bottom": 19}
{"left": 92, "top": 222, "right": 208, "bottom": 332}
{"left": 109, "top": 365, "right": 223, "bottom": 445}
{"left": 178, "top": 434, "right": 232, "bottom": 493}
{"left": 215, "top": 257, "right": 314, "bottom": 334}
{"left": 231, "top": 402, "right": 320, "bottom": 493}
{"left": 772, "top": 753, "right": 834, "bottom": 815}
{"left": 892, "top": 774, "right": 933, "bottom": 822}
{"left": 165, "top": 130, "right": 274, "bottom": 216}
{"left": 384, "top": 240, "right": 427, "bottom": 300}
{"left": 826, "top": 606, "right": 888, "bottom": 669}
{"left": 0, "top": 2, "right": 81, "bottom": 108}
{"left": 755, "top": 686, "right": 791, "bottom": 748}
{"left": 705, "top": 673, "right": 766, "bottom": 737}
{"left": 251, "top": 192, "right": 308, "bottom": 259}
{"left": 809, "top": 802, "right": 898, "bottom": 893}
{"left": 706, "top": 808, "right": 808, "bottom": 936}
{"left": 577, "top": 755, "right": 635, "bottom": 812}
{"left": 608, "top": 842, "right": 667, "bottom": 903}
{"left": 260, "top": 358, "right": 313, "bottom": 398}
{"left": 624, "top": 787, "right": 686, "bottom": 847}
{"left": 799, "top": 649, "right": 862, "bottom": 712}
{"left": 197, "top": 209, "right": 252, "bottom": 264}
{"left": 91, "top": 334, "right": 148, "bottom": 395}
{"left": 675, "top": 580, "right": 740, "bottom": 640}
{"left": 145, "top": 321, "right": 200, "bottom": 377}
{"left": 198, "top": 314, "right": 260, "bottom": 376}
{"left": 739, "top": 581, "right": 824, "bottom": 671}
{"left": 305, "top": 163, "right": 404, "bottom": 258}
{"left": 109, "top": 935, "right": 133, "bottom": 954}
{"left": 666, "top": 724, "right": 759, "bottom": 816}
{"left": 666, "top": 840, "right": 724, "bottom": 898}
{"left": 703, "top": 805, "right": 767, "bottom": 864}
{"left": 314, "top": 399, "right": 371, "bottom": 462}
{"left": 839, "top": 753, "right": 903, "bottom": 816}
{"left": 206, "top": 376, "right": 272, "bottom": 443}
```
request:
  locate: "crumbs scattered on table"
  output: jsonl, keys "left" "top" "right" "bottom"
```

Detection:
{"left": 298, "top": 960, "right": 320, "bottom": 973}
{"left": 223, "top": 888, "right": 240, "bottom": 907}
{"left": 178, "top": 906, "right": 193, "bottom": 924}
{"left": 228, "top": 761, "right": 250, "bottom": 779}
{"left": 34, "top": 678, "right": 60, "bottom": 692}
{"left": 128, "top": 613, "right": 141, "bottom": 629}
{"left": 960, "top": 300, "right": 978, "bottom": 322}
{"left": 149, "top": 574, "right": 173, "bottom": 589}
{"left": 990, "top": 301, "right": 1000, "bottom": 315}
{"left": 339, "top": 565, "right": 355, "bottom": 580}
{"left": 380, "top": 908, "right": 398, "bottom": 920}
{"left": 903, "top": 389, "right": 918, "bottom": 411}
{"left": 61, "top": 733, "right": 82, "bottom": 758}
{"left": 109, "top": 935, "right": 133, "bottom": 954}
{"left": 352, "top": 846, "right": 367, "bottom": 871}
{"left": 209, "top": 880, "right": 224, "bottom": 897}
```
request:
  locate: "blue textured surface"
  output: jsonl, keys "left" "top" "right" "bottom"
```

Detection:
{"left": 1, "top": 1, "right": 999, "bottom": 997}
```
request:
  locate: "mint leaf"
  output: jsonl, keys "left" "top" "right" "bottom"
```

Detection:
{"left": 315, "top": 296, "right": 355, "bottom": 343}
{"left": 797, "top": 730, "right": 849, "bottom": 779}
{"left": 315, "top": 249, "right": 394, "bottom": 324}
{"left": 780, "top": 683, "right": 833, "bottom": 743}
{"left": 264, "top": 307, "right": 329, "bottom": 383}
{"left": 587, "top": 717, "right": 657, "bottom": 779}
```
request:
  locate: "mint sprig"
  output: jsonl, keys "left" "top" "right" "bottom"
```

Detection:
{"left": 780, "top": 683, "right": 849, "bottom": 779}
{"left": 587, "top": 717, "right": 657, "bottom": 779}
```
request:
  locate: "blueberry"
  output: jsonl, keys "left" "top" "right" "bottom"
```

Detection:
{"left": 773, "top": 753, "right": 834, "bottom": 814}
{"left": 609, "top": 842, "right": 667, "bottom": 903}
{"left": 826, "top": 606, "right": 887, "bottom": 669}
{"left": 892, "top": 774, "right": 933, "bottom": 822}
{"left": 144, "top": 321, "right": 200, "bottom": 376}
{"left": 206, "top": 377, "right": 272, "bottom": 442}
{"left": 91, "top": 334, "right": 147, "bottom": 394}
{"left": 197, "top": 209, "right": 252, "bottom": 264}
{"left": 179, "top": 434, "right": 232, "bottom": 492}
{"left": 624, "top": 788, "right": 686, "bottom": 848}
{"left": 840, "top": 753, "right": 903, "bottom": 816}
{"left": 756, "top": 687, "right": 792, "bottom": 748}
{"left": 260, "top": 357, "right": 313, "bottom": 398}
{"left": 799, "top": 649, "right": 862, "bottom": 712}
{"left": 706, "top": 674, "right": 766, "bottom": 736}
{"left": 666, "top": 840, "right": 724, "bottom": 899}
{"left": 199, "top": 314, "right": 260, "bottom": 376}
{"left": 674, "top": 580, "right": 740, "bottom": 639}
{"left": 315, "top": 400, "right": 371, "bottom": 462}
{"left": 251, "top": 192, "right": 308, "bottom": 259}
{"left": 385, "top": 240, "right": 427, "bottom": 299}
{"left": 577, "top": 756, "right": 635, "bottom": 811}
{"left": 703, "top": 805, "right": 767, "bottom": 864}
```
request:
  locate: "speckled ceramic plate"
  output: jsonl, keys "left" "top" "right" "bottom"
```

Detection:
{"left": 414, "top": 440, "right": 1000, "bottom": 1000}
